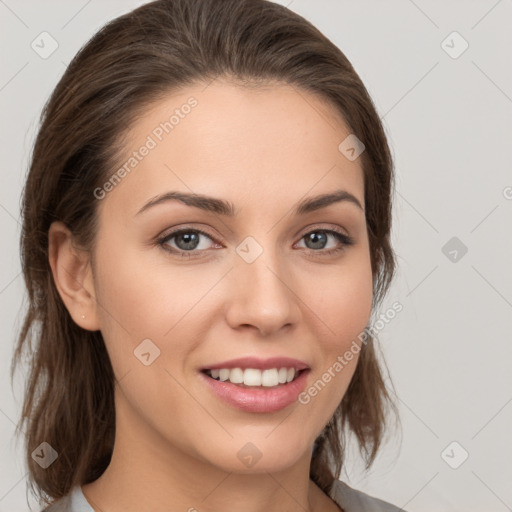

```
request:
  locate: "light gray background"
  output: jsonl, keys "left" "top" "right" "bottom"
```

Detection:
{"left": 1, "top": 1, "right": 511, "bottom": 511}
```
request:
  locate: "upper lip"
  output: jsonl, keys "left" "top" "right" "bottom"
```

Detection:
{"left": 201, "top": 356, "right": 310, "bottom": 372}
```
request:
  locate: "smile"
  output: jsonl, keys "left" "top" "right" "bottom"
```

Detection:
{"left": 203, "top": 367, "right": 304, "bottom": 387}
{"left": 200, "top": 368, "right": 310, "bottom": 413}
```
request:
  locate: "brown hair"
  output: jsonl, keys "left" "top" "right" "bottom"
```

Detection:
{"left": 12, "top": 0, "right": 397, "bottom": 505}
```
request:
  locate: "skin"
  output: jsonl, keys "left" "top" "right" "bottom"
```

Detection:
{"left": 49, "top": 78, "right": 373, "bottom": 512}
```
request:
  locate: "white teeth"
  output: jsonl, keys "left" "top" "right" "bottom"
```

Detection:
{"left": 244, "top": 368, "right": 264, "bottom": 386}
{"left": 278, "top": 367, "right": 288, "bottom": 384}
{"left": 206, "top": 367, "right": 300, "bottom": 387}
{"left": 230, "top": 367, "right": 244, "bottom": 384}
{"left": 261, "top": 369, "right": 278, "bottom": 387}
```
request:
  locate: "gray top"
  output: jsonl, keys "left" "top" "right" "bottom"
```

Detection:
{"left": 42, "top": 479, "right": 405, "bottom": 511}
{"left": 329, "top": 480, "right": 405, "bottom": 511}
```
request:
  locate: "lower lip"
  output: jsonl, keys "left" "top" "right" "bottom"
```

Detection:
{"left": 200, "top": 370, "right": 310, "bottom": 413}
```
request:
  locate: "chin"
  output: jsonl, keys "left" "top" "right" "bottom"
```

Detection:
{"left": 196, "top": 435, "right": 311, "bottom": 474}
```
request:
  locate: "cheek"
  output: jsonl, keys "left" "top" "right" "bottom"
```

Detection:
{"left": 331, "top": 271, "right": 373, "bottom": 341}
{"left": 307, "top": 253, "right": 373, "bottom": 348}
{"left": 92, "top": 238, "right": 218, "bottom": 370}
{"left": 293, "top": 252, "right": 373, "bottom": 437}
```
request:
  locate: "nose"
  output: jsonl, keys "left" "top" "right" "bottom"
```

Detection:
{"left": 225, "top": 249, "right": 301, "bottom": 337}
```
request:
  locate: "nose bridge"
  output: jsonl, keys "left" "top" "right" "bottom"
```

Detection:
{"left": 226, "top": 236, "right": 300, "bottom": 335}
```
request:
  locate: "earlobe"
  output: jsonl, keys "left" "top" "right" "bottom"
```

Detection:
{"left": 48, "top": 221, "right": 100, "bottom": 331}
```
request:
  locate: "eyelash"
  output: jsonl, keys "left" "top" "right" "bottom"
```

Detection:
{"left": 156, "top": 226, "right": 354, "bottom": 259}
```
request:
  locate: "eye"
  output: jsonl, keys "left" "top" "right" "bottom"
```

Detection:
{"left": 156, "top": 226, "right": 354, "bottom": 258}
{"left": 296, "top": 228, "right": 354, "bottom": 256}
{"left": 157, "top": 228, "right": 219, "bottom": 257}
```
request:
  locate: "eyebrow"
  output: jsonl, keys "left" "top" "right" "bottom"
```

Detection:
{"left": 135, "top": 189, "right": 363, "bottom": 217}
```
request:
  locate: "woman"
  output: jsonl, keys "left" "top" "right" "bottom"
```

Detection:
{"left": 12, "top": 0, "right": 403, "bottom": 510}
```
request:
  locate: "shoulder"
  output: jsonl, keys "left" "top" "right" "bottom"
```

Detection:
{"left": 41, "top": 481, "right": 403, "bottom": 512}
{"left": 41, "top": 494, "right": 71, "bottom": 512}
{"left": 329, "top": 479, "right": 406, "bottom": 512}
{"left": 40, "top": 486, "right": 93, "bottom": 512}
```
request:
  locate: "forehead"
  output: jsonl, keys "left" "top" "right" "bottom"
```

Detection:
{"left": 102, "top": 79, "right": 365, "bottom": 219}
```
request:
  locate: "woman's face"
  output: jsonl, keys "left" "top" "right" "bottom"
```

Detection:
{"left": 89, "top": 79, "right": 373, "bottom": 474}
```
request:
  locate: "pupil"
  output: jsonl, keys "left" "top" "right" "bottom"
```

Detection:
{"left": 306, "top": 232, "right": 326, "bottom": 250}
{"left": 177, "top": 232, "right": 199, "bottom": 250}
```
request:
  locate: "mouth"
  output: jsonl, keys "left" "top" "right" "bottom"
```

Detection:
{"left": 201, "top": 367, "right": 307, "bottom": 388}
{"left": 199, "top": 366, "right": 311, "bottom": 413}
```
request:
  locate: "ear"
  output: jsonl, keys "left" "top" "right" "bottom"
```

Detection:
{"left": 48, "top": 221, "right": 100, "bottom": 331}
